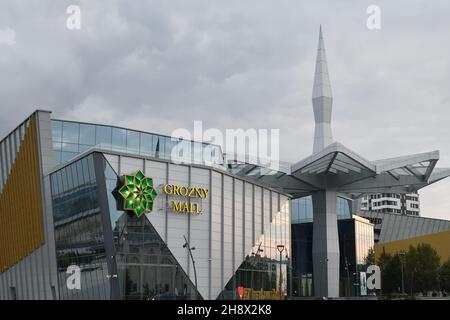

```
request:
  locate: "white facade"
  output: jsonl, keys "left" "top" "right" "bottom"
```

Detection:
{"left": 360, "top": 193, "right": 420, "bottom": 216}
{"left": 103, "top": 152, "right": 291, "bottom": 300}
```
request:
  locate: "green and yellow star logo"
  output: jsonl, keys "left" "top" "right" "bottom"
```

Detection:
{"left": 115, "top": 170, "right": 157, "bottom": 218}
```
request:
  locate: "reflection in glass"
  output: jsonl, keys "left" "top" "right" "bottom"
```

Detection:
{"left": 219, "top": 199, "right": 290, "bottom": 300}
{"left": 62, "top": 122, "right": 79, "bottom": 144}
{"left": 79, "top": 124, "right": 96, "bottom": 146}
{"left": 52, "top": 120, "right": 62, "bottom": 142}
{"left": 95, "top": 125, "right": 112, "bottom": 149}
{"left": 112, "top": 128, "right": 127, "bottom": 152}
{"left": 51, "top": 154, "right": 110, "bottom": 300}
{"left": 51, "top": 120, "right": 225, "bottom": 168}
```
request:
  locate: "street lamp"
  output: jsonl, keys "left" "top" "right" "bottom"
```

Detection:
{"left": 399, "top": 251, "right": 406, "bottom": 296}
{"left": 285, "top": 252, "right": 292, "bottom": 300}
{"left": 277, "top": 245, "right": 285, "bottom": 300}
{"left": 183, "top": 235, "right": 197, "bottom": 299}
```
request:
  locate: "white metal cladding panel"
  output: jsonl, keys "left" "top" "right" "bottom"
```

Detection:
{"left": 166, "top": 164, "right": 189, "bottom": 274}
{"left": 120, "top": 156, "right": 144, "bottom": 175}
{"left": 254, "top": 186, "right": 262, "bottom": 248}
{"left": 223, "top": 175, "right": 233, "bottom": 286}
{"left": 263, "top": 189, "right": 271, "bottom": 258}
{"left": 244, "top": 182, "right": 254, "bottom": 257}
{"left": 189, "top": 167, "right": 210, "bottom": 298}
{"left": 145, "top": 160, "right": 168, "bottom": 242}
{"left": 210, "top": 171, "right": 222, "bottom": 298}
{"left": 234, "top": 180, "right": 244, "bottom": 267}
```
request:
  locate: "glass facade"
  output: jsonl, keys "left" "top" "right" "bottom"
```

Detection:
{"left": 50, "top": 154, "right": 111, "bottom": 299}
{"left": 339, "top": 217, "right": 374, "bottom": 296}
{"left": 292, "top": 218, "right": 374, "bottom": 297}
{"left": 291, "top": 223, "right": 313, "bottom": 297}
{"left": 291, "top": 195, "right": 372, "bottom": 297}
{"left": 291, "top": 195, "right": 351, "bottom": 224}
{"left": 50, "top": 153, "right": 200, "bottom": 300}
{"left": 218, "top": 202, "right": 291, "bottom": 300}
{"left": 51, "top": 120, "right": 224, "bottom": 169}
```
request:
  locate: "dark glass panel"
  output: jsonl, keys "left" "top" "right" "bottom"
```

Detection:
{"left": 50, "top": 154, "right": 110, "bottom": 300}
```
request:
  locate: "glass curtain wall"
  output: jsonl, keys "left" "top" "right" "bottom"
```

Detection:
{"left": 51, "top": 120, "right": 224, "bottom": 169}
{"left": 50, "top": 154, "right": 111, "bottom": 299}
{"left": 218, "top": 201, "right": 291, "bottom": 300}
{"left": 51, "top": 153, "right": 201, "bottom": 300}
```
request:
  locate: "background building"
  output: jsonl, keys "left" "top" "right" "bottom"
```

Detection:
{"left": 357, "top": 210, "right": 450, "bottom": 244}
{"left": 358, "top": 193, "right": 420, "bottom": 216}
{"left": 374, "top": 229, "right": 450, "bottom": 264}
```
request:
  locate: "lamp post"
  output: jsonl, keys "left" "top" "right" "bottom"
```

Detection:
{"left": 399, "top": 251, "right": 406, "bottom": 296}
{"left": 277, "top": 245, "right": 285, "bottom": 300}
{"left": 183, "top": 235, "right": 197, "bottom": 299}
{"left": 285, "top": 252, "right": 292, "bottom": 300}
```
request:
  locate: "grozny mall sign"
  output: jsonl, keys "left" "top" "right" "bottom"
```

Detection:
{"left": 113, "top": 170, "right": 209, "bottom": 217}
{"left": 163, "top": 184, "right": 209, "bottom": 215}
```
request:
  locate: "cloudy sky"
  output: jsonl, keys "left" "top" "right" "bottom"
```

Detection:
{"left": 1, "top": 1, "right": 449, "bottom": 219}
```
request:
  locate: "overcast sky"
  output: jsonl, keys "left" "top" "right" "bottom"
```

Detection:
{"left": 1, "top": 1, "right": 449, "bottom": 219}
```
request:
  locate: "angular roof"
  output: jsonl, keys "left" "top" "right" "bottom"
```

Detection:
{"left": 228, "top": 27, "right": 450, "bottom": 197}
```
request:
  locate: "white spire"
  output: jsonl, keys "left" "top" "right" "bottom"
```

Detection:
{"left": 312, "top": 25, "right": 334, "bottom": 154}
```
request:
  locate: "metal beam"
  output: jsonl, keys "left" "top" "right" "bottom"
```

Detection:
{"left": 424, "top": 160, "right": 437, "bottom": 182}
{"left": 324, "top": 152, "right": 338, "bottom": 175}
{"left": 404, "top": 165, "right": 424, "bottom": 181}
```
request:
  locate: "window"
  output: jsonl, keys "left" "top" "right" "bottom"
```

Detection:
{"left": 79, "top": 124, "right": 96, "bottom": 146}
{"left": 62, "top": 122, "right": 79, "bottom": 144}
{"left": 52, "top": 120, "right": 62, "bottom": 142}
{"left": 112, "top": 128, "right": 127, "bottom": 152}
{"left": 139, "top": 133, "right": 154, "bottom": 156}
{"left": 95, "top": 126, "right": 112, "bottom": 149}
{"left": 126, "top": 130, "right": 140, "bottom": 154}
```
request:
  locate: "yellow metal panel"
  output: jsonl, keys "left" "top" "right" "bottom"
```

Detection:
{"left": 375, "top": 230, "right": 450, "bottom": 262}
{"left": 0, "top": 115, "right": 45, "bottom": 273}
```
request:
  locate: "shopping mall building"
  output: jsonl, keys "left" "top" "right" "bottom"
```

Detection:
{"left": 1, "top": 27, "right": 449, "bottom": 300}
{"left": 0, "top": 110, "right": 291, "bottom": 300}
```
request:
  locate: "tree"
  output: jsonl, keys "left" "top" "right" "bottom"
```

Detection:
{"left": 377, "top": 250, "right": 401, "bottom": 295}
{"left": 377, "top": 243, "right": 441, "bottom": 296}
{"left": 439, "top": 258, "right": 450, "bottom": 293}
{"left": 405, "top": 243, "right": 440, "bottom": 295}
{"left": 363, "top": 247, "right": 376, "bottom": 270}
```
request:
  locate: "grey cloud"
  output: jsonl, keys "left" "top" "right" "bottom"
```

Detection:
{"left": 0, "top": 0, "right": 449, "bottom": 219}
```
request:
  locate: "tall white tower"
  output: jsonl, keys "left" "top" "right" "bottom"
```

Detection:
{"left": 312, "top": 26, "right": 333, "bottom": 154}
